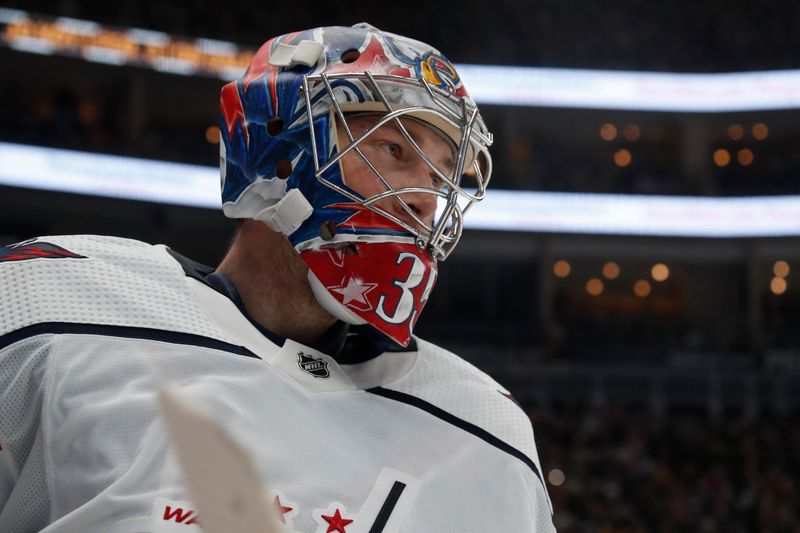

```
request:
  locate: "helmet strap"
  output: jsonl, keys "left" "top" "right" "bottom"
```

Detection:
{"left": 253, "top": 188, "right": 314, "bottom": 236}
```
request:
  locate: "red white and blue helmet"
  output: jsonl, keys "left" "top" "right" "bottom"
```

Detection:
{"left": 220, "top": 23, "right": 493, "bottom": 346}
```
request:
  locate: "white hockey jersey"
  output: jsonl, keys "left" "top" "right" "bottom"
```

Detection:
{"left": 0, "top": 235, "right": 555, "bottom": 533}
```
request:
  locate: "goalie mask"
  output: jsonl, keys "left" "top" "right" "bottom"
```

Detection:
{"left": 220, "top": 23, "right": 493, "bottom": 346}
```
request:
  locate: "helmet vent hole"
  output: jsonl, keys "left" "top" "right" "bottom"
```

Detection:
{"left": 267, "top": 116, "right": 284, "bottom": 136}
{"left": 275, "top": 159, "right": 293, "bottom": 179}
{"left": 341, "top": 49, "right": 360, "bottom": 63}
{"left": 320, "top": 220, "right": 337, "bottom": 240}
{"left": 346, "top": 243, "right": 359, "bottom": 255}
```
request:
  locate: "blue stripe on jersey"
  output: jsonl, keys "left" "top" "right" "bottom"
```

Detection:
{"left": 366, "top": 386, "right": 549, "bottom": 499}
{"left": 0, "top": 322, "right": 259, "bottom": 359}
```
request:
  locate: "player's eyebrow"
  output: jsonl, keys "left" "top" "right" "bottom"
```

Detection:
{"left": 347, "top": 114, "right": 457, "bottom": 174}
{"left": 399, "top": 122, "right": 456, "bottom": 174}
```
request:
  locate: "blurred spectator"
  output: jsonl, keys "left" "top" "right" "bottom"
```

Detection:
{"left": 529, "top": 405, "right": 800, "bottom": 532}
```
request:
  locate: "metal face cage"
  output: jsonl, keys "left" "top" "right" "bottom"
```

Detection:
{"left": 301, "top": 71, "right": 493, "bottom": 260}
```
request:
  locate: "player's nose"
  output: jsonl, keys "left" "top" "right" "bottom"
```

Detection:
{"left": 391, "top": 164, "right": 439, "bottom": 229}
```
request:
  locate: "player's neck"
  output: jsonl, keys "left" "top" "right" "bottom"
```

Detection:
{"left": 216, "top": 220, "right": 337, "bottom": 345}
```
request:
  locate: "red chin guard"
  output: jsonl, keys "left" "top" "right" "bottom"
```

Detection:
{"left": 301, "top": 239, "right": 438, "bottom": 347}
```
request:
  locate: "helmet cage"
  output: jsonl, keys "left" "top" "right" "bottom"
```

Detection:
{"left": 301, "top": 71, "right": 493, "bottom": 260}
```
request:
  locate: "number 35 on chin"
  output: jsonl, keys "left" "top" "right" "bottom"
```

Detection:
{"left": 302, "top": 243, "right": 439, "bottom": 347}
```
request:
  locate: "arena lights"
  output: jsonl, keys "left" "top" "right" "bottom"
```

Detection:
{"left": 553, "top": 260, "right": 571, "bottom": 278}
{"left": 600, "top": 124, "right": 617, "bottom": 141}
{"left": 205, "top": 126, "right": 221, "bottom": 144}
{"left": 713, "top": 149, "right": 731, "bottom": 167}
{"left": 614, "top": 149, "right": 632, "bottom": 167}
{"left": 602, "top": 262, "right": 620, "bottom": 280}
{"left": 770, "top": 260, "right": 790, "bottom": 296}
{"left": 547, "top": 468, "right": 567, "bottom": 487}
{"left": 728, "top": 124, "right": 745, "bottom": 141}
{"left": 3, "top": 142, "right": 800, "bottom": 238}
{"left": 623, "top": 125, "right": 641, "bottom": 142}
{"left": 586, "top": 278, "right": 604, "bottom": 296}
{"left": 0, "top": 141, "right": 220, "bottom": 208}
{"left": 0, "top": 8, "right": 250, "bottom": 78}
{"left": 753, "top": 123, "right": 769, "bottom": 140}
{"left": 737, "top": 149, "right": 754, "bottom": 166}
{"left": 547, "top": 469, "right": 565, "bottom": 487}
{"left": 770, "top": 277, "right": 787, "bottom": 295}
{"left": 457, "top": 65, "right": 800, "bottom": 112}
{"left": 773, "top": 261, "right": 790, "bottom": 278}
{"left": 634, "top": 280, "right": 652, "bottom": 297}
{"left": 3, "top": 9, "right": 800, "bottom": 112}
{"left": 651, "top": 263, "right": 670, "bottom": 282}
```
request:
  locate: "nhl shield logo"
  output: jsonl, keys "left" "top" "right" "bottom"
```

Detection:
{"left": 297, "top": 352, "right": 330, "bottom": 378}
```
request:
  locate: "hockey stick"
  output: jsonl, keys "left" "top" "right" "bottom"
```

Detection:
{"left": 158, "top": 388, "right": 283, "bottom": 533}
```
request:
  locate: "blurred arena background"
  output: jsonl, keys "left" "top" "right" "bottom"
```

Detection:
{"left": 1, "top": 2, "right": 798, "bottom": 531}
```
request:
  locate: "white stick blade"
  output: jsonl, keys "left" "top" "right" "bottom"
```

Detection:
{"left": 159, "top": 388, "right": 282, "bottom": 533}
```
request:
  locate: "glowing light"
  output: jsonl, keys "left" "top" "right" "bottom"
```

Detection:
{"left": 634, "top": 279, "right": 652, "bottom": 297}
{"left": 548, "top": 469, "right": 565, "bottom": 486}
{"left": 623, "top": 124, "right": 641, "bottom": 141}
{"left": 614, "top": 149, "right": 632, "bottom": 167}
{"left": 602, "top": 261, "right": 620, "bottom": 279}
{"left": 205, "top": 126, "right": 220, "bottom": 144}
{"left": 8, "top": 141, "right": 800, "bottom": 237}
{"left": 737, "top": 148, "right": 754, "bottom": 166}
{"left": 713, "top": 148, "right": 731, "bottom": 167}
{"left": 553, "top": 260, "right": 571, "bottom": 278}
{"left": 773, "top": 260, "right": 790, "bottom": 278}
{"left": 600, "top": 123, "right": 617, "bottom": 141}
{"left": 727, "top": 123, "right": 744, "bottom": 141}
{"left": 752, "top": 122, "right": 769, "bottom": 140}
{"left": 586, "top": 278, "right": 604, "bottom": 296}
{"left": 5, "top": 8, "right": 800, "bottom": 112}
{"left": 651, "top": 263, "right": 669, "bottom": 281}
{"left": 771, "top": 277, "right": 787, "bottom": 295}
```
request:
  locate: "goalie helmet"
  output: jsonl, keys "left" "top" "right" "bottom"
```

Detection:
{"left": 220, "top": 23, "right": 493, "bottom": 346}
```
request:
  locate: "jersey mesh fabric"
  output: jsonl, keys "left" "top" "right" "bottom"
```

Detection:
{"left": 393, "top": 339, "right": 543, "bottom": 467}
{"left": 0, "top": 235, "right": 233, "bottom": 343}
{"left": 390, "top": 338, "right": 554, "bottom": 516}
{"left": 0, "top": 337, "right": 51, "bottom": 533}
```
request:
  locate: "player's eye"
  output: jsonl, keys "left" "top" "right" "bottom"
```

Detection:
{"left": 381, "top": 142, "right": 401, "bottom": 158}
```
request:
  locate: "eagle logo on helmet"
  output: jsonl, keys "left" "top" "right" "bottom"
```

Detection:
{"left": 416, "top": 52, "right": 462, "bottom": 93}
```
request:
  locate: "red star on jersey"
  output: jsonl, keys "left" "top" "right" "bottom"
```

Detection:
{"left": 273, "top": 495, "right": 293, "bottom": 524}
{"left": 321, "top": 508, "right": 354, "bottom": 533}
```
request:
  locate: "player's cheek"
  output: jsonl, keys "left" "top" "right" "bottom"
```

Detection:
{"left": 345, "top": 164, "right": 383, "bottom": 198}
